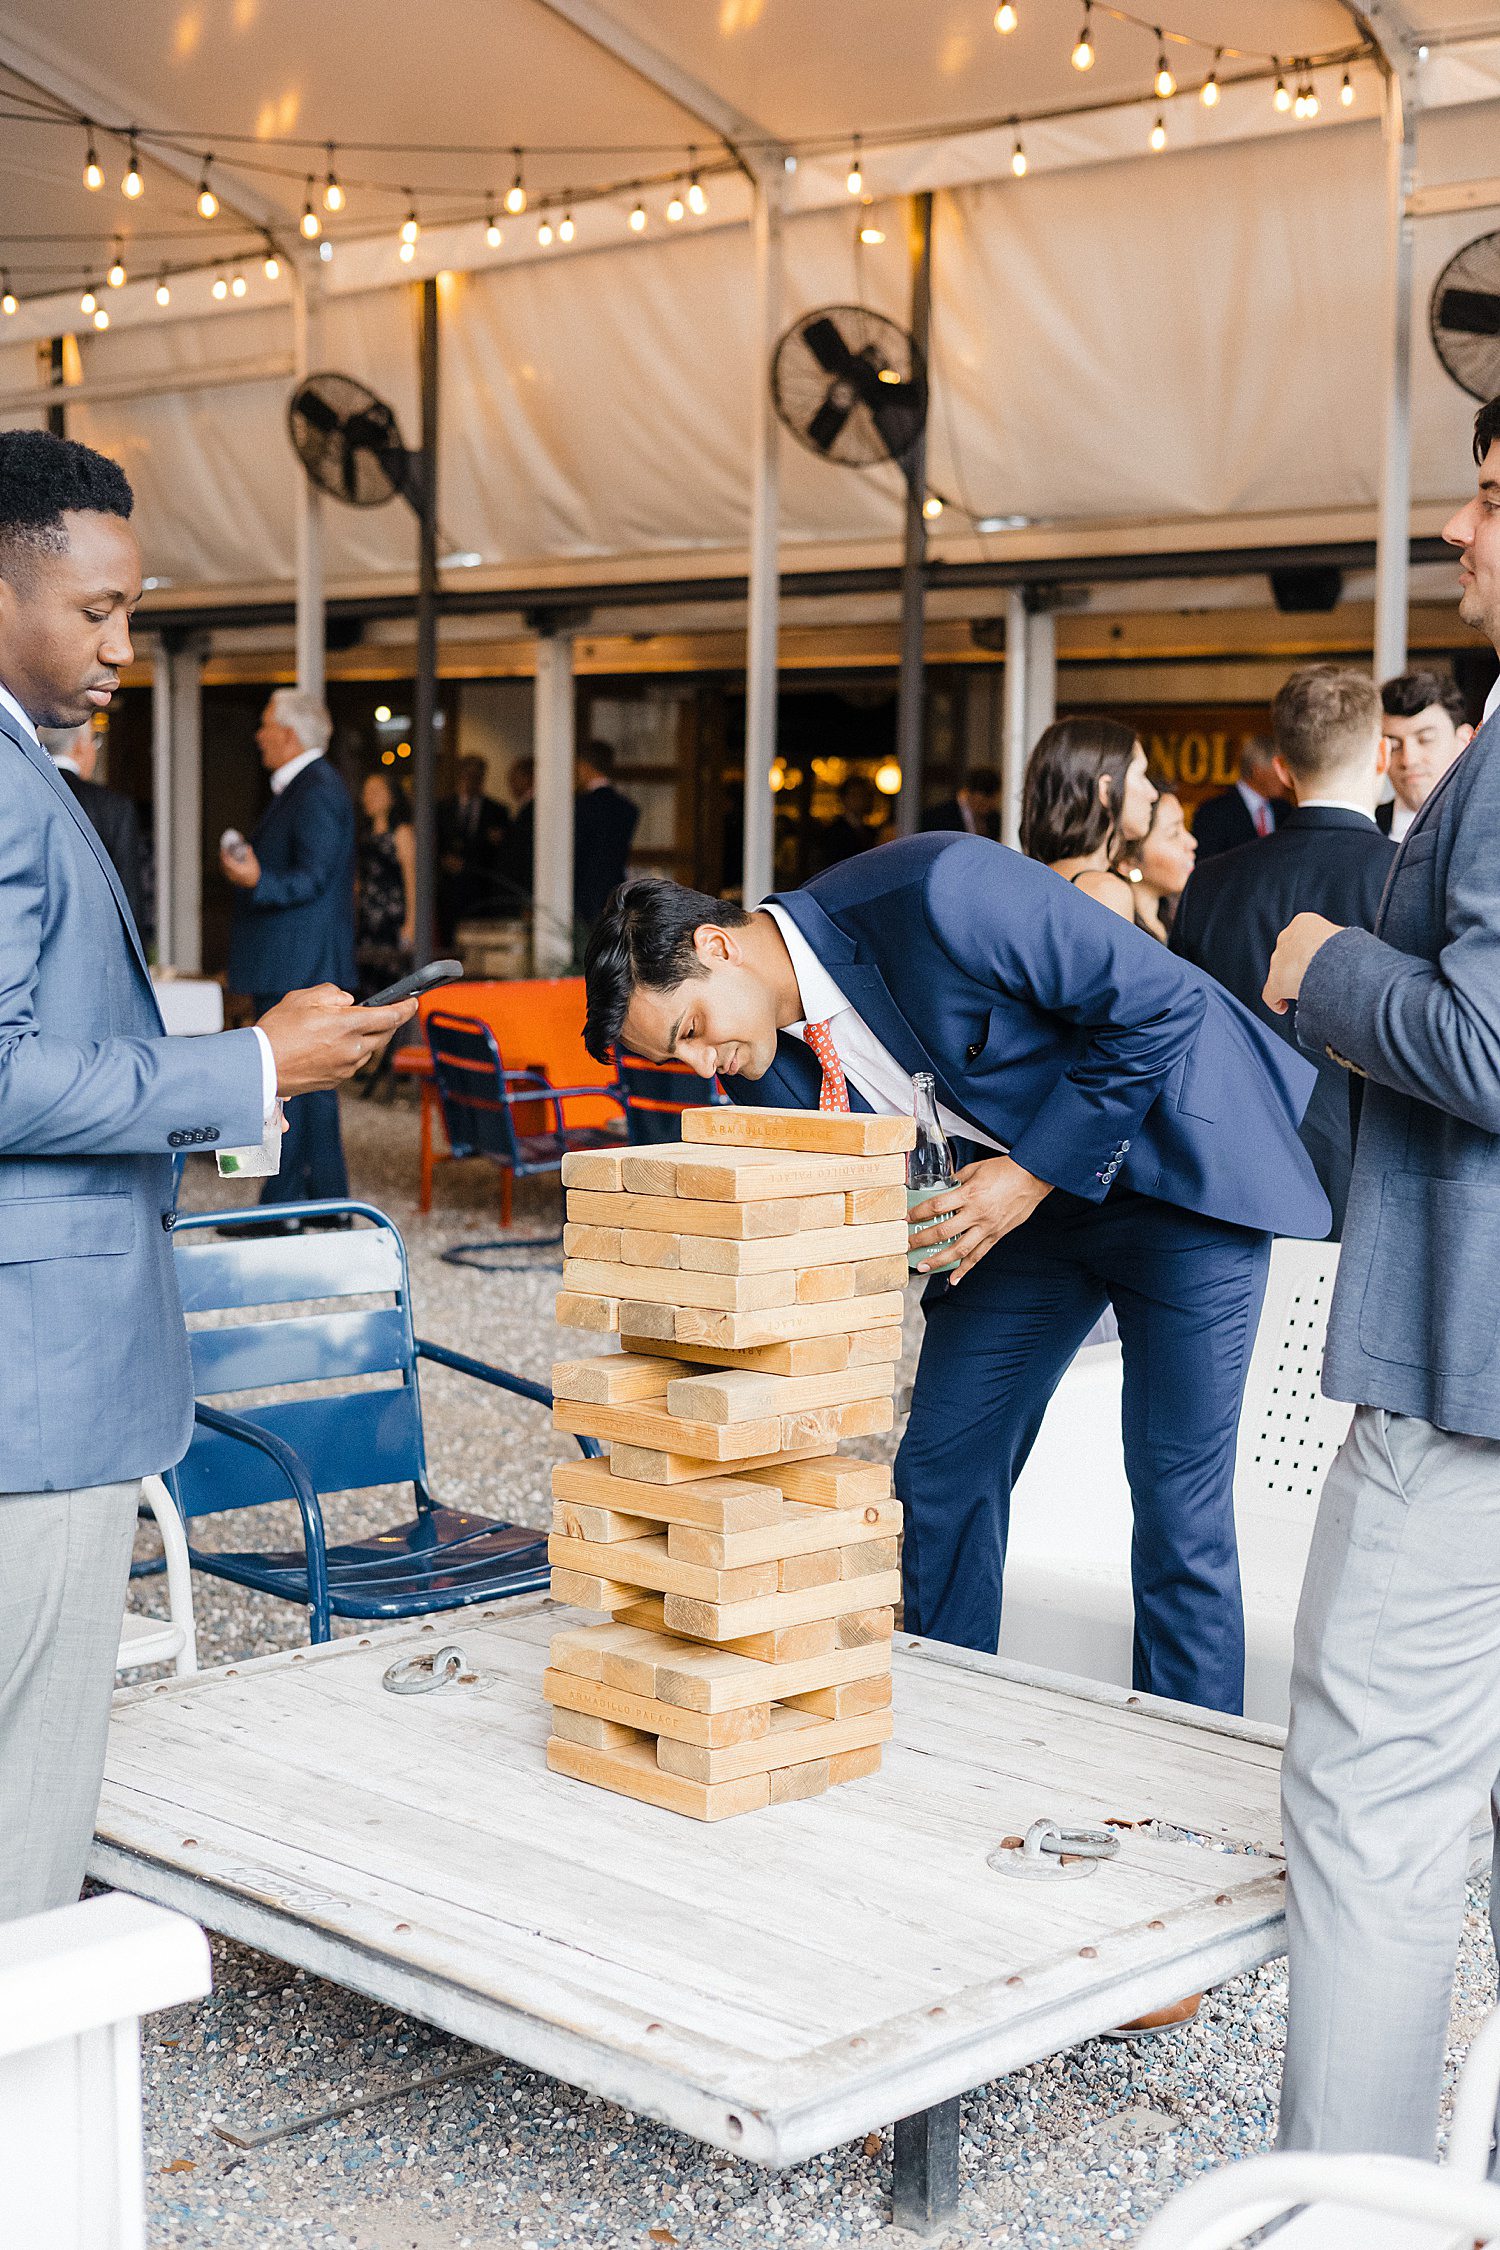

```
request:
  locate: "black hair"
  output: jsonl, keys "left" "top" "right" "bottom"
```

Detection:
{"left": 1380, "top": 666, "right": 1469, "bottom": 729}
{"left": 0, "top": 429, "right": 132, "bottom": 590}
{"left": 1474, "top": 396, "right": 1500, "bottom": 465}
{"left": 583, "top": 876, "right": 749, "bottom": 1063}
{"left": 1020, "top": 715, "right": 1139, "bottom": 865}
{"left": 581, "top": 737, "right": 617, "bottom": 778}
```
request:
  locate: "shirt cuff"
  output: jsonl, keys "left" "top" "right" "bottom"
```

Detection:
{"left": 252, "top": 1025, "right": 278, "bottom": 1121}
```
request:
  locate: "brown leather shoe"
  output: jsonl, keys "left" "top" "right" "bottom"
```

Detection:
{"left": 1102, "top": 1992, "right": 1203, "bottom": 2041}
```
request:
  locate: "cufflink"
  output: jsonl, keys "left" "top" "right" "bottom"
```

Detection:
{"left": 965, "top": 1041, "right": 982, "bottom": 1061}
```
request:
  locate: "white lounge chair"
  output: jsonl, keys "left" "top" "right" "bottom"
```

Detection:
{"left": 116, "top": 1475, "right": 198, "bottom": 1679}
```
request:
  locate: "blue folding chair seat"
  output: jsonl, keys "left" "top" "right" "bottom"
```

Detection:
{"left": 166, "top": 1201, "right": 598, "bottom": 1641}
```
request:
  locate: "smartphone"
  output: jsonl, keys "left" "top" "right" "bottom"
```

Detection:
{"left": 220, "top": 827, "right": 251, "bottom": 863}
{"left": 358, "top": 958, "right": 467, "bottom": 1009}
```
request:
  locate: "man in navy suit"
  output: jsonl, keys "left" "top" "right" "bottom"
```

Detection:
{"left": 583, "top": 843, "right": 1329, "bottom": 1717}
{"left": 574, "top": 739, "right": 639, "bottom": 926}
{"left": 223, "top": 691, "right": 358, "bottom": 1209}
{"left": 1191, "top": 736, "right": 1288, "bottom": 859}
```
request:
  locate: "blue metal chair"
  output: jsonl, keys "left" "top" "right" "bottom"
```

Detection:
{"left": 165, "top": 1201, "right": 599, "bottom": 1643}
{"left": 614, "top": 1051, "right": 729, "bottom": 1144}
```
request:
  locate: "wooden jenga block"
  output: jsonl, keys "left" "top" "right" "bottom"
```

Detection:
{"left": 547, "top": 1530, "right": 780, "bottom": 1605}
{"left": 721, "top": 1620, "right": 838, "bottom": 1663}
{"left": 618, "top": 1230, "right": 681, "bottom": 1268}
{"left": 566, "top": 1189, "right": 847, "bottom": 1238}
{"left": 620, "top": 1145, "right": 907, "bottom": 1201}
{"left": 849, "top": 1325, "right": 905, "bottom": 1366}
{"left": 741, "top": 1456, "right": 891, "bottom": 1509}
{"left": 656, "top": 1706, "right": 893, "bottom": 1784}
{"left": 547, "top": 1734, "right": 769, "bottom": 1820}
{"left": 662, "top": 1567, "right": 902, "bottom": 1644}
{"left": 782, "top": 1674, "right": 893, "bottom": 1719}
{"left": 551, "top": 1564, "right": 640, "bottom": 1611}
{"left": 778, "top": 1549, "right": 840, "bottom": 1591}
{"left": 794, "top": 1264, "right": 855, "bottom": 1304}
{"left": 560, "top": 1394, "right": 890, "bottom": 1465}
{"left": 616, "top": 1299, "right": 676, "bottom": 1340}
{"left": 846, "top": 1184, "right": 908, "bottom": 1224}
{"left": 666, "top": 1498, "right": 901, "bottom": 1571}
{"left": 829, "top": 1743, "right": 884, "bottom": 1785}
{"left": 542, "top": 1668, "right": 772, "bottom": 1748}
{"left": 549, "top": 1706, "right": 647, "bottom": 1751}
{"left": 837, "top": 1606, "right": 896, "bottom": 1647}
{"left": 555, "top": 1291, "right": 619, "bottom": 1332}
{"left": 552, "top": 1456, "right": 785, "bottom": 1532}
{"left": 663, "top": 1362, "right": 894, "bottom": 1426}
{"left": 550, "top": 1354, "right": 675, "bottom": 1406}
{"left": 680, "top": 1107, "right": 916, "bottom": 1158}
{"left": 607, "top": 1438, "right": 833, "bottom": 1486}
{"left": 575, "top": 1619, "right": 889, "bottom": 1708}
{"left": 670, "top": 1290, "right": 906, "bottom": 1349}
{"left": 853, "top": 1254, "right": 911, "bottom": 1295}
{"left": 561, "top": 1224, "right": 624, "bottom": 1262}
{"left": 560, "top": 1147, "right": 627, "bottom": 1190}
{"left": 563, "top": 1259, "right": 797, "bottom": 1313}
{"left": 841, "top": 1536, "right": 899, "bottom": 1576}
{"left": 552, "top": 1500, "right": 658, "bottom": 1544}
{"left": 548, "top": 1621, "right": 666, "bottom": 1683}
{"left": 678, "top": 1221, "right": 908, "bottom": 1276}
{"left": 625, "top": 1332, "right": 856, "bottom": 1377}
{"left": 770, "top": 1759, "right": 830, "bottom": 1803}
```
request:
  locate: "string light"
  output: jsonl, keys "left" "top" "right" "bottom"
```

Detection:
{"left": 323, "top": 149, "right": 344, "bottom": 212}
{"left": 398, "top": 238, "right": 415, "bottom": 262}
{"left": 121, "top": 135, "right": 143, "bottom": 198}
{"left": 846, "top": 136, "right": 863, "bottom": 197}
{"left": 93, "top": 306, "right": 109, "bottom": 329}
{"left": 107, "top": 245, "right": 126, "bottom": 287}
{"left": 505, "top": 154, "right": 526, "bottom": 214}
{"left": 400, "top": 206, "right": 420, "bottom": 244}
{"left": 687, "top": 172, "right": 708, "bottom": 216}
{"left": 1149, "top": 111, "right": 1167, "bottom": 151}
{"left": 994, "top": 2, "right": 1018, "bottom": 29}
{"left": 318, "top": 238, "right": 332, "bottom": 262}
{"left": 666, "top": 188, "right": 685, "bottom": 222}
{"left": 559, "top": 210, "right": 575, "bottom": 242}
{"left": 155, "top": 272, "right": 171, "bottom": 306}
{"left": 1071, "top": 4, "right": 1095, "bottom": 69}
{"left": 858, "top": 201, "right": 885, "bottom": 243}
{"left": 1304, "top": 78, "right": 1320, "bottom": 117}
{"left": 300, "top": 182, "right": 320, "bottom": 238}
{"left": 628, "top": 199, "right": 647, "bottom": 233}
{"left": 922, "top": 494, "right": 944, "bottom": 520}
{"left": 211, "top": 273, "right": 228, "bottom": 299}
{"left": 485, "top": 208, "right": 501, "bottom": 247}
{"left": 80, "top": 281, "right": 97, "bottom": 315}
{"left": 1, "top": 274, "right": 15, "bottom": 316}
{"left": 537, "top": 215, "right": 554, "bottom": 246}
{"left": 263, "top": 250, "right": 280, "bottom": 280}
{"left": 1341, "top": 69, "right": 1355, "bottom": 105}
{"left": 196, "top": 162, "right": 218, "bottom": 220}
{"left": 1153, "top": 35, "right": 1176, "bottom": 98}
{"left": 231, "top": 270, "right": 247, "bottom": 296}
{"left": 1011, "top": 136, "right": 1028, "bottom": 176}
{"left": 1201, "top": 51, "right": 1221, "bottom": 105}
{"left": 1273, "top": 68, "right": 1291, "bottom": 111}
{"left": 84, "top": 134, "right": 103, "bottom": 191}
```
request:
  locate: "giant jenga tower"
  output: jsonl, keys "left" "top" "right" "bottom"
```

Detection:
{"left": 544, "top": 1105, "right": 916, "bottom": 1820}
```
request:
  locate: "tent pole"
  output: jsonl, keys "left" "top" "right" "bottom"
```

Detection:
{"left": 1001, "top": 589, "right": 1028, "bottom": 849}
{"left": 1373, "top": 56, "right": 1419, "bottom": 684}
{"left": 290, "top": 264, "right": 325, "bottom": 704}
{"left": 411, "top": 276, "right": 441, "bottom": 969}
{"left": 893, "top": 191, "right": 934, "bottom": 841}
{"left": 150, "top": 635, "right": 176, "bottom": 967}
{"left": 532, "top": 633, "right": 576, "bottom": 976}
{"left": 742, "top": 164, "right": 784, "bottom": 907}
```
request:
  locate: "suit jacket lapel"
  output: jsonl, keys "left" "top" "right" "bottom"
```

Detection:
{"left": 0, "top": 708, "right": 155, "bottom": 990}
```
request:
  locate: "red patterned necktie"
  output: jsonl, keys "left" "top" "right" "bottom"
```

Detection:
{"left": 802, "top": 1019, "right": 851, "bottom": 1113}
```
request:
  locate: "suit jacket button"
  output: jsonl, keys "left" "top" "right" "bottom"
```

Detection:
{"left": 965, "top": 1041, "right": 982, "bottom": 1061}
{"left": 161, "top": 1212, "right": 176, "bottom": 1232}
{"left": 168, "top": 1131, "right": 183, "bottom": 1147}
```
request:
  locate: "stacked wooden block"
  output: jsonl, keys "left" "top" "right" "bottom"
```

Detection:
{"left": 545, "top": 1104, "right": 915, "bottom": 1820}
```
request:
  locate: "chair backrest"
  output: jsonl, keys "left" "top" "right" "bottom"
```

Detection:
{"left": 1234, "top": 1238, "right": 1352, "bottom": 1523}
{"left": 416, "top": 976, "right": 618, "bottom": 1128}
{"left": 614, "top": 1051, "right": 726, "bottom": 1143}
{"left": 426, "top": 1011, "right": 522, "bottom": 1166}
{"left": 167, "top": 1204, "right": 429, "bottom": 1518}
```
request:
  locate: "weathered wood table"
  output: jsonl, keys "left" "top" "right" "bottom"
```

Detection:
{"left": 92, "top": 1600, "right": 1287, "bottom": 2233}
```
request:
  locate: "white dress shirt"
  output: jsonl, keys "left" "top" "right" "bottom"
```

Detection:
{"left": 0, "top": 679, "right": 38, "bottom": 746}
{"left": 762, "top": 903, "right": 1005, "bottom": 1155}
{"left": 1389, "top": 798, "right": 1418, "bottom": 842}
{"left": 268, "top": 745, "right": 324, "bottom": 795}
{"left": 1298, "top": 798, "right": 1379, "bottom": 823}
{"left": 1236, "top": 778, "right": 1275, "bottom": 837}
{"left": 1484, "top": 673, "right": 1500, "bottom": 728}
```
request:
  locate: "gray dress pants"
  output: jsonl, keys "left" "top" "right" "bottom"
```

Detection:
{"left": 0, "top": 1480, "right": 142, "bottom": 1921}
{"left": 1279, "top": 1404, "right": 1500, "bottom": 2159}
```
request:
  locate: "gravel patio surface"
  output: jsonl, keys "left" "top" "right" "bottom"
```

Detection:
{"left": 119, "top": 1091, "right": 1495, "bottom": 2249}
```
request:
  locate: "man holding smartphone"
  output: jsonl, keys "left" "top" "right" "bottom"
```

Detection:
{"left": 0, "top": 429, "right": 415, "bottom": 1921}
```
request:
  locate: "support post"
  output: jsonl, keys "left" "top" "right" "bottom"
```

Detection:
{"left": 893, "top": 191, "right": 934, "bottom": 840}
{"left": 1024, "top": 602, "right": 1057, "bottom": 753}
{"left": 533, "top": 633, "right": 576, "bottom": 976}
{"left": 1373, "top": 59, "right": 1419, "bottom": 684}
{"left": 150, "top": 633, "right": 205, "bottom": 973}
{"left": 892, "top": 2098, "right": 961, "bottom": 2235}
{"left": 411, "top": 275, "right": 441, "bottom": 968}
{"left": 742, "top": 164, "right": 784, "bottom": 907}
{"left": 1000, "top": 589, "right": 1028, "bottom": 850}
{"left": 289, "top": 264, "right": 325, "bottom": 704}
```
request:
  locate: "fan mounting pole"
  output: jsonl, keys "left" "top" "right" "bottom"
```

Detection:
{"left": 290, "top": 263, "right": 326, "bottom": 704}
{"left": 893, "top": 193, "right": 934, "bottom": 840}
{"left": 1372, "top": 36, "right": 1420, "bottom": 681}
{"left": 743, "top": 163, "right": 785, "bottom": 907}
{"left": 411, "top": 276, "right": 441, "bottom": 967}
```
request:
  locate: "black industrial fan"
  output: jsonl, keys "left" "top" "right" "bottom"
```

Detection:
{"left": 287, "top": 371, "right": 419, "bottom": 508}
{"left": 771, "top": 305, "right": 928, "bottom": 470}
{"left": 1430, "top": 230, "right": 1500, "bottom": 403}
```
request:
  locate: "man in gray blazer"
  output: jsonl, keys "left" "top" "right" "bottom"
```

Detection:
{"left": 0, "top": 430, "right": 414, "bottom": 1921}
{"left": 1265, "top": 392, "right": 1500, "bottom": 2158}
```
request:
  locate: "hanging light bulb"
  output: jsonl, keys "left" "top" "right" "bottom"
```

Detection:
{"left": 922, "top": 494, "right": 944, "bottom": 521}
{"left": 666, "top": 188, "right": 685, "bottom": 222}
{"left": 1011, "top": 136, "right": 1028, "bottom": 177}
{"left": 687, "top": 172, "right": 708, "bottom": 216}
{"left": 559, "top": 210, "right": 575, "bottom": 243}
{"left": 401, "top": 207, "right": 420, "bottom": 245}
{"left": 318, "top": 237, "right": 332, "bottom": 262}
{"left": 2, "top": 273, "right": 16, "bottom": 316}
{"left": 84, "top": 133, "right": 103, "bottom": 191}
{"left": 628, "top": 199, "right": 647, "bottom": 233}
{"left": 80, "top": 282, "right": 97, "bottom": 315}
{"left": 300, "top": 182, "right": 320, "bottom": 238}
{"left": 1304, "top": 79, "right": 1320, "bottom": 117}
{"left": 93, "top": 306, "right": 109, "bottom": 330}
{"left": 107, "top": 246, "right": 126, "bottom": 287}
{"left": 485, "top": 208, "right": 502, "bottom": 247}
{"left": 1293, "top": 83, "right": 1307, "bottom": 117}
{"left": 994, "top": 2, "right": 1018, "bottom": 30}
{"left": 1340, "top": 70, "right": 1355, "bottom": 106}
{"left": 263, "top": 251, "right": 281, "bottom": 281}
{"left": 1154, "top": 38, "right": 1176, "bottom": 99}
{"left": 858, "top": 198, "right": 885, "bottom": 244}
{"left": 1273, "top": 69, "right": 1291, "bottom": 112}
{"left": 537, "top": 215, "right": 554, "bottom": 246}
{"left": 231, "top": 270, "right": 247, "bottom": 296}
{"left": 1071, "top": 4, "right": 1094, "bottom": 69}
{"left": 1149, "top": 113, "right": 1167, "bottom": 151}
{"left": 847, "top": 136, "right": 863, "bottom": 197}
{"left": 398, "top": 239, "right": 415, "bottom": 263}
{"left": 122, "top": 134, "right": 143, "bottom": 199}
{"left": 323, "top": 148, "right": 344, "bottom": 212}
{"left": 155, "top": 273, "right": 171, "bottom": 306}
{"left": 505, "top": 154, "right": 527, "bottom": 214}
{"left": 196, "top": 162, "right": 218, "bottom": 220}
{"left": 211, "top": 273, "right": 228, "bottom": 300}
{"left": 1201, "top": 52, "right": 1221, "bottom": 106}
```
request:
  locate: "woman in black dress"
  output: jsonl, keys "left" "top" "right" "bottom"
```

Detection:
{"left": 356, "top": 770, "right": 416, "bottom": 995}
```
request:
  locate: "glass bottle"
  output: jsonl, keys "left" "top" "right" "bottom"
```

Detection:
{"left": 907, "top": 1071, "right": 961, "bottom": 1272}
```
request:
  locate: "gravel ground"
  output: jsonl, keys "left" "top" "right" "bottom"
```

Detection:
{"left": 121, "top": 1092, "right": 1497, "bottom": 2249}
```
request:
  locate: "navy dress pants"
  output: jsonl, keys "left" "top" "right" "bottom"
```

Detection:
{"left": 253, "top": 996, "right": 350, "bottom": 1207}
{"left": 894, "top": 1185, "right": 1270, "bottom": 1716}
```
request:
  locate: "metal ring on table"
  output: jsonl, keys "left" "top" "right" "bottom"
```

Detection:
{"left": 382, "top": 1644, "right": 467, "bottom": 1695}
{"left": 987, "top": 1817, "right": 1122, "bottom": 1880}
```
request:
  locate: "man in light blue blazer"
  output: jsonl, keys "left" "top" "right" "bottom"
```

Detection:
{"left": 0, "top": 430, "right": 414, "bottom": 1920}
{"left": 1266, "top": 394, "right": 1500, "bottom": 2160}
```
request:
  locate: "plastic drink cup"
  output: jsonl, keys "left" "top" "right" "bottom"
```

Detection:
{"left": 217, "top": 1101, "right": 285, "bottom": 1179}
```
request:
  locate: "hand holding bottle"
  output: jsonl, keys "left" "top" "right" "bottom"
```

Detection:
{"left": 910, "top": 1155, "right": 1054, "bottom": 1285}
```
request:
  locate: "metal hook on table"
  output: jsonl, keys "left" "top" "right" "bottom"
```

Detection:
{"left": 382, "top": 1644, "right": 468, "bottom": 1695}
